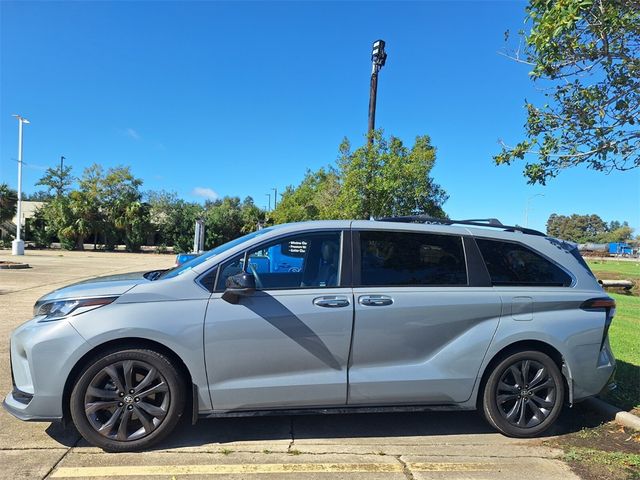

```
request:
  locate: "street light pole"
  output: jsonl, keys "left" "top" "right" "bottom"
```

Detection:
{"left": 272, "top": 187, "right": 278, "bottom": 209}
{"left": 524, "top": 193, "right": 544, "bottom": 228}
{"left": 11, "top": 114, "right": 30, "bottom": 256}
{"left": 368, "top": 39, "right": 387, "bottom": 145}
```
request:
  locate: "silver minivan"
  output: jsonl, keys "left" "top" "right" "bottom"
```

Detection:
{"left": 4, "top": 217, "right": 616, "bottom": 451}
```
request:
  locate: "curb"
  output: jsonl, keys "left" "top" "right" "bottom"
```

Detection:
{"left": 584, "top": 397, "right": 640, "bottom": 431}
{"left": 0, "top": 262, "right": 30, "bottom": 269}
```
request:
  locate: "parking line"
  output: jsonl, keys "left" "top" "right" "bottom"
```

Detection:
{"left": 411, "top": 462, "right": 492, "bottom": 471}
{"left": 51, "top": 462, "right": 492, "bottom": 477}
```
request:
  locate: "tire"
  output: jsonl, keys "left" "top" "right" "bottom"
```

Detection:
{"left": 70, "top": 348, "right": 186, "bottom": 452}
{"left": 482, "top": 350, "right": 564, "bottom": 437}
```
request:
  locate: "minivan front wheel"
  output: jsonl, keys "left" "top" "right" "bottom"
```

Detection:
{"left": 70, "top": 349, "right": 186, "bottom": 451}
{"left": 482, "top": 350, "right": 564, "bottom": 437}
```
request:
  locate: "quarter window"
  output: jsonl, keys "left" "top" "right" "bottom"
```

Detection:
{"left": 476, "top": 239, "right": 572, "bottom": 287}
{"left": 359, "top": 231, "right": 467, "bottom": 286}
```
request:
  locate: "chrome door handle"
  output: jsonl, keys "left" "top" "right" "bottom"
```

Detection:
{"left": 359, "top": 295, "right": 393, "bottom": 307}
{"left": 313, "top": 296, "right": 350, "bottom": 308}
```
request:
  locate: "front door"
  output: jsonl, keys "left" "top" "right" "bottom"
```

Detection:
{"left": 204, "top": 230, "right": 354, "bottom": 411}
{"left": 348, "top": 229, "right": 502, "bottom": 405}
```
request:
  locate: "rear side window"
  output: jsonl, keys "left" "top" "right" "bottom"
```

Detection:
{"left": 359, "top": 231, "right": 467, "bottom": 286}
{"left": 476, "top": 239, "right": 572, "bottom": 287}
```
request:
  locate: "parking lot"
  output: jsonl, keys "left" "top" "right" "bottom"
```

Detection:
{"left": 0, "top": 250, "right": 586, "bottom": 479}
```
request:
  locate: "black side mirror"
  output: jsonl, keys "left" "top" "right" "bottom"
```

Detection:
{"left": 222, "top": 272, "right": 256, "bottom": 304}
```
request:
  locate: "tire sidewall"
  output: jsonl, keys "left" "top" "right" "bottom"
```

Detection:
{"left": 70, "top": 349, "right": 185, "bottom": 452}
{"left": 483, "top": 350, "right": 565, "bottom": 437}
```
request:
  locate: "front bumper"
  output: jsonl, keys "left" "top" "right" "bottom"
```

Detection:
{"left": 3, "top": 391, "right": 61, "bottom": 422}
{"left": 3, "top": 317, "right": 89, "bottom": 422}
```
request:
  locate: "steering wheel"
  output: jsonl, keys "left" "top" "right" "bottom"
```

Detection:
{"left": 248, "top": 263, "right": 264, "bottom": 289}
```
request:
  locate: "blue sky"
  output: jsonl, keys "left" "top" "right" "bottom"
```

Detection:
{"left": 1, "top": 1, "right": 638, "bottom": 233}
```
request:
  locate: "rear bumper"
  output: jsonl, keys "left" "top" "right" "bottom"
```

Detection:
{"left": 572, "top": 341, "right": 617, "bottom": 402}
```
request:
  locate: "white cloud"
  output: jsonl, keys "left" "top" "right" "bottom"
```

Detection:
{"left": 125, "top": 128, "right": 141, "bottom": 140}
{"left": 192, "top": 187, "right": 219, "bottom": 200}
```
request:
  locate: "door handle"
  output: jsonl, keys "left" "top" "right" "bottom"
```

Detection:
{"left": 313, "top": 296, "right": 350, "bottom": 308}
{"left": 359, "top": 295, "right": 393, "bottom": 307}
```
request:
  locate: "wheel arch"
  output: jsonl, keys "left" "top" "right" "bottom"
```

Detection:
{"left": 62, "top": 337, "right": 196, "bottom": 423}
{"left": 476, "top": 339, "right": 572, "bottom": 409}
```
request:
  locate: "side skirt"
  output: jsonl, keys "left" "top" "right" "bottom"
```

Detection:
{"left": 199, "top": 404, "right": 474, "bottom": 419}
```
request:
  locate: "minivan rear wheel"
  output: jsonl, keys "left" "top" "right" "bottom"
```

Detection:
{"left": 482, "top": 350, "right": 564, "bottom": 437}
{"left": 70, "top": 348, "right": 186, "bottom": 451}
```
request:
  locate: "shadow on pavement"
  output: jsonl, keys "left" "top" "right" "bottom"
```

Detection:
{"left": 44, "top": 421, "right": 80, "bottom": 447}
{"left": 45, "top": 403, "right": 613, "bottom": 451}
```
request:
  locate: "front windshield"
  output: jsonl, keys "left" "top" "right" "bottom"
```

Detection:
{"left": 159, "top": 227, "right": 276, "bottom": 279}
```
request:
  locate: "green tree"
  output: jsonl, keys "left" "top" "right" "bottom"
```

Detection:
{"left": 113, "top": 200, "right": 150, "bottom": 252}
{"left": 99, "top": 166, "right": 148, "bottom": 251}
{"left": 23, "top": 191, "right": 53, "bottom": 201}
{"left": 600, "top": 222, "right": 634, "bottom": 242}
{"left": 496, "top": 0, "right": 640, "bottom": 184}
{"left": 147, "top": 190, "right": 180, "bottom": 246}
{"left": 0, "top": 183, "right": 18, "bottom": 224}
{"left": 63, "top": 191, "right": 96, "bottom": 250}
{"left": 239, "top": 196, "right": 265, "bottom": 234}
{"left": 39, "top": 196, "right": 78, "bottom": 250}
{"left": 75, "top": 165, "right": 108, "bottom": 249}
{"left": 271, "top": 167, "right": 341, "bottom": 223}
{"left": 336, "top": 132, "right": 447, "bottom": 219}
{"left": 203, "top": 196, "right": 264, "bottom": 249}
{"left": 546, "top": 213, "right": 634, "bottom": 242}
{"left": 37, "top": 164, "right": 149, "bottom": 251}
{"left": 30, "top": 207, "right": 55, "bottom": 248}
{"left": 36, "top": 164, "right": 75, "bottom": 197}
{"left": 169, "top": 200, "right": 204, "bottom": 252}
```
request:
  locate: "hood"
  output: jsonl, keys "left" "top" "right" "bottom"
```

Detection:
{"left": 37, "top": 271, "right": 151, "bottom": 302}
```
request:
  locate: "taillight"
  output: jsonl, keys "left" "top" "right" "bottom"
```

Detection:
{"left": 580, "top": 298, "right": 616, "bottom": 309}
{"left": 581, "top": 297, "right": 616, "bottom": 350}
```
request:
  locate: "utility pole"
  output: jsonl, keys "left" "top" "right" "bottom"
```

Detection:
{"left": 524, "top": 194, "right": 544, "bottom": 227}
{"left": 272, "top": 187, "right": 278, "bottom": 209}
{"left": 58, "top": 156, "right": 66, "bottom": 197}
{"left": 368, "top": 39, "right": 387, "bottom": 145}
{"left": 11, "top": 114, "right": 30, "bottom": 256}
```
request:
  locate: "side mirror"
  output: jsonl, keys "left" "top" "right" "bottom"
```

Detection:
{"left": 222, "top": 272, "right": 256, "bottom": 304}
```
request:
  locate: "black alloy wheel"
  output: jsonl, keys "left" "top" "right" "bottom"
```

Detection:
{"left": 70, "top": 349, "right": 185, "bottom": 451}
{"left": 482, "top": 350, "right": 564, "bottom": 437}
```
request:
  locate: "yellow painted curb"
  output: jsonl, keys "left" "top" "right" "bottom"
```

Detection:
{"left": 51, "top": 461, "right": 492, "bottom": 477}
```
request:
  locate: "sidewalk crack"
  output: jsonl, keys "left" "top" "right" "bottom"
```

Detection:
{"left": 394, "top": 455, "right": 415, "bottom": 480}
{"left": 287, "top": 417, "right": 295, "bottom": 453}
{"left": 41, "top": 436, "right": 80, "bottom": 479}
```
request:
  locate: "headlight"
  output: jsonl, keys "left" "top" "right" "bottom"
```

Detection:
{"left": 34, "top": 297, "right": 118, "bottom": 322}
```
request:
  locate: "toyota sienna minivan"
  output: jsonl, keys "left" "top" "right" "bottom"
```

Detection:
{"left": 4, "top": 217, "right": 616, "bottom": 451}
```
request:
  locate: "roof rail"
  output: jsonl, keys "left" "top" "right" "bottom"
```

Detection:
{"left": 375, "top": 215, "right": 546, "bottom": 236}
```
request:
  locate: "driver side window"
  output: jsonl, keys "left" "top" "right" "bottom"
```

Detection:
{"left": 215, "top": 231, "right": 342, "bottom": 291}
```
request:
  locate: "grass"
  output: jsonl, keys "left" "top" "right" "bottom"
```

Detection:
{"left": 563, "top": 447, "right": 640, "bottom": 479}
{"left": 607, "top": 293, "right": 640, "bottom": 410}
{"left": 587, "top": 260, "right": 640, "bottom": 279}
{"left": 587, "top": 260, "right": 640, "bottom": 411}
{"left": 547, "top": 415, "right": 640, "bottom": 480}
